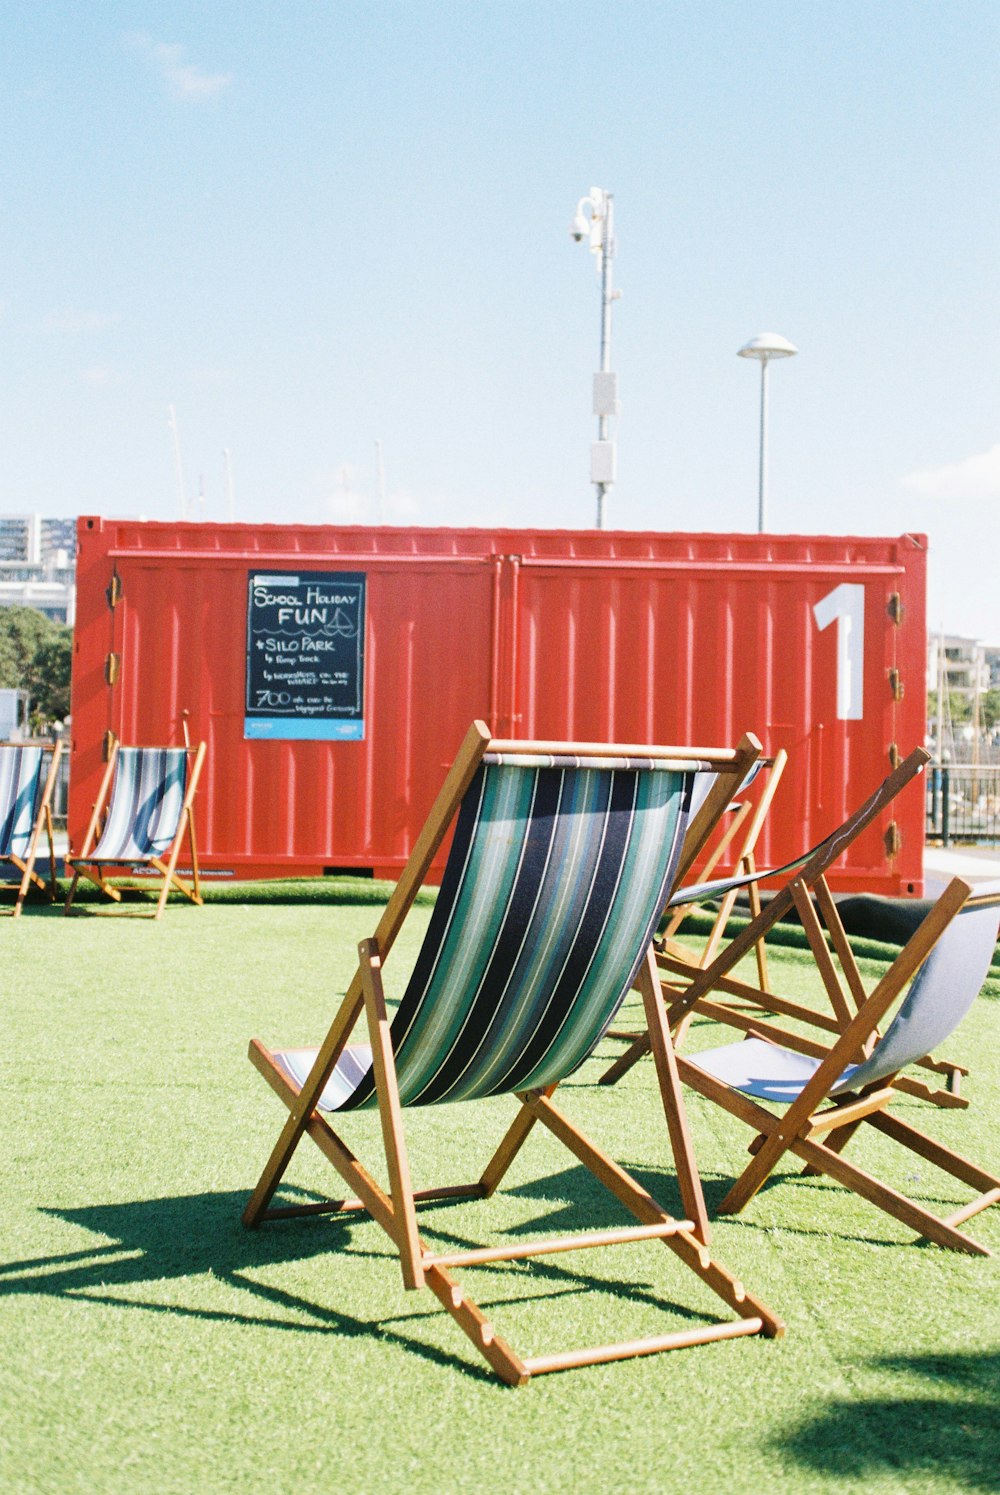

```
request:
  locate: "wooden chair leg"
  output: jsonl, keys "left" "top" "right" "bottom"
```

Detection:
{"left": 359, "top": 939, "right": 424, "bottom": 1290}
{"left": 637, "top": 947, "right": 710, "bottom": 1243}
{"left": 599, "top": 1031, "right": 651, "bottom": 1085}
{"left": 790, "top": 1132, "right": 992, "bottom": 1255}
{"left": 799, "top": 1117, "right": 864, "bottom": 1176}
{"left": 479, "top": 1086, "right": 557, "bottom": 1197}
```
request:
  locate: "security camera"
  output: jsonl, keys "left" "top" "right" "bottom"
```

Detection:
{"left": 569, "top": 210, "right": 591, "bottom": 241}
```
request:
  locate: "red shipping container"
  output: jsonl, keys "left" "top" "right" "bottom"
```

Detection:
{"left": 69, "top": 518, "right": 928, "bottom": 894}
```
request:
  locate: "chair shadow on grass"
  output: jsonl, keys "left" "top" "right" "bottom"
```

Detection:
{"left": 0, "top": 1162, "right": 728, "bottom": 1382}
{"left": 773, "top": 1350, "right": 1000, "bottom": 1494}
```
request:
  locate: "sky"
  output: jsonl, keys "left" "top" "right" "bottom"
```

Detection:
{"left": 1, "top": 2, "right": 998, "bottom": 637}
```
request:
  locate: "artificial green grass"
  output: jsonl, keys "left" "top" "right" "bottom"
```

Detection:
{"left": 1, "top": 888, "right": 998, "bottom": 1494}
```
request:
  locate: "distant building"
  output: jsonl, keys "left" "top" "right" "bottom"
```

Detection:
{"left": 0, "top": 514, "right": 76, "bottom": 623}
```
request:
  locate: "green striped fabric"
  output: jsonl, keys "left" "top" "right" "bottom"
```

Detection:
{"left": 275, "top": 757, "right": 695, "bottom": 1111}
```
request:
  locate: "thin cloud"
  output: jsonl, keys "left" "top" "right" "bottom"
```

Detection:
{"left": 79, "top": 365, "right": 121, "bottom": 388}
{"left": 127, "top": 32, "right": 232, "bottom": 101}
{"left": 902, "top": 443, "right": 1000, "bottom": 503}
{"left": 41, "top": 309, "right": 119, "bottom": 335}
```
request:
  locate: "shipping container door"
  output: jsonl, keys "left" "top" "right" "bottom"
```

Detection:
{"left": 510, "top": 555, "right": 915, "bottom": 891}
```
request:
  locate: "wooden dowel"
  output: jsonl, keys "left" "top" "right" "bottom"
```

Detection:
{"left": 805, "top": 1089, "right": 896, "bottom": 1135}
{"left": 425, "top": 1221, "right": 693, "bottom": 1270}
{"left": 486, "top": 739, "right": 747, "bottom": 762}
{"left": 522, "top": 1317, "right": 764, "bottom": 1376}
{"left": 264, "top": 1181, "right": 487, "bottom": 1220}
{"left": 942, "top": 1189, "right": 1000, "bottom": 1229}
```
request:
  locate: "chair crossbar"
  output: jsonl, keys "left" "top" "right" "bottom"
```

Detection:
{"left": 943, "top": 1189, "right": 1000, "bottom": 1230}
{"left": 263, "top": 1182, "right": 488, "bottom": 1220}
{"left": 424, "top": 1221, "right": 695, "bottom": 1270}
{"left": 522, "top": 1317, "right": 765, "bottom": 1377}
{"left": 804, "top": 1088, "right": 898, "bottom": 1135}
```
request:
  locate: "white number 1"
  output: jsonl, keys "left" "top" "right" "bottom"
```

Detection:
{"left": 813, "top": 583, "right": 865, "bottom": 721}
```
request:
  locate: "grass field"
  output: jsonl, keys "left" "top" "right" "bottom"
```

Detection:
{"left": 2, "top": 883, "right": 998, "bottom": 1494}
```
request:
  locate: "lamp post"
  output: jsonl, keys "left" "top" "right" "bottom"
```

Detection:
{"left": 737, "top": 332, "right": 798, "bottom": 532}
{"left": 570, "top": 187, "right": 620, "bottom": 529}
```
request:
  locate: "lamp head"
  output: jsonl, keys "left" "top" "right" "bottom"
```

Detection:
{"left": 737, "top": 332, "right": 799, "bottom": 363}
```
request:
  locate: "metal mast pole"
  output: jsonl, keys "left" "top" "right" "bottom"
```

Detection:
{"left": 757, "top": 356, "right": 769, "bottom": 533}
{"left": 596, "top": 195, "right": 614, "bottom": 530}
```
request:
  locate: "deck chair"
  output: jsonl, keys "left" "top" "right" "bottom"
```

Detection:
{"left": 670, "top": 876, "right": 1000, "bottom": 1254}
{"left": 660, "top": 749, "right": 788, "bottom": 994}
{"left": 242, "top": 721, "right": 783, "bottom": 1386}
{"left": 0, "top": 740, "right": 62, "bottom": 916}
{"left": 64, "top": 741, "right": 206, "bottom": 919}
{"left": 600, "top": 746, "right": 935, "bottom": 1091}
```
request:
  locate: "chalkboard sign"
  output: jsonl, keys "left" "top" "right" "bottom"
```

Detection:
{"left": 244, "top": 570, "right": 366, "bottom": 740}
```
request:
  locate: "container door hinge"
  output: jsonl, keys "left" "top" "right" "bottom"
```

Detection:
{"left": 887, "top": 742, "right": 900, "bottom": 769}
{"left": 884, "top": 821, "right": 902, "bottom": 859}
{"left": 887, "top": 592, "right": 904, "bottom": 624}
{"left": 106, "top": 570, "right": 122, "bottom": 610}
{"left": 105, "top": 652, "right": 121, "bottom": 686}
{"left": 888, "top": 668, "right": 904, "bottom": 702}
{"left": 102, "top": 730, "right": 118, "bottom": 762}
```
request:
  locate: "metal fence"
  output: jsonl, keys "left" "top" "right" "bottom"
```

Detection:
{"left": 926, "top": 764, "right": 1000, "bottom": 845}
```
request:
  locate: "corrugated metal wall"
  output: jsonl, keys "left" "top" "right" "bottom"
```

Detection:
{"left": 69, "top": 518, "right": 927, "bottom": 892}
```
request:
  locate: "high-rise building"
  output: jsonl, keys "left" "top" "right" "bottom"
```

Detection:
{"left": 0, "top": 515, "right": 76, "bottom": 622}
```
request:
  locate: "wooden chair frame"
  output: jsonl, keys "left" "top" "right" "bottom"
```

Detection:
{"left": 671, "top": 877, "right": 1000, "bottom": 1255}
{"left": 608, "top": 749, "right": 789, "bottom": 1055}
{"left": 243, "top": 722, "right": 783, "bottom": 1385}
{"left": 64, "top": 740, "right": 206, "bottom": 920}
{"left": 600, "top": 746, "right": 931, "bottom": 1088}
{"left": 0, "top": 739, "right": 62, "bottom": 917}
{"left": 661, "top": 748, "right": 788, "bottom": 994}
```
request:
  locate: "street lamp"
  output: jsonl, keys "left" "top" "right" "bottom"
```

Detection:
{"left": 570, "top": 187, "right": 620, "bottom": 529}
{"left": 737, "top": 332, "right": 798, "bottom": 532}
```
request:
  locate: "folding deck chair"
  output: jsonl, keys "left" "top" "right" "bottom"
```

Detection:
{"left": 605, "top": 749, "right": 789, "bottom": 1058}
{"left": 242, "top": 721, "right": 783, "bottom": 1386}
{"left": 660, "top": 749, "right": 788, "bottom": 994}
{"left": 0, "top": 740, "right": 62, "bottom": 916}
{"left": 64, "top": 741, "right": 206, "bottom": 919}
{"left": 601, "top": 747, "right": 950, "bottom": 1106}
{"left": 668, "top": 876, "right": 1000, "bottom": 1254}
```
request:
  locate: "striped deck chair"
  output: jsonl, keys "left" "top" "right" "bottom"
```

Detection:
{"left": 671, "top": 877, "right": 1000, "bottom": 1254}
{"left": 0, "top": 740, "right": 62, "bottom": 917}
{"left": 243, "top": 721, "right": 783, "bottom": 1386}
{"left": 64, "top": 741, "right": 206, "bottom": 919}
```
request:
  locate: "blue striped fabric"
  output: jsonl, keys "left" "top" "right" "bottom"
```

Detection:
{"left": 275, "top": 759, "right": 696, "bottom": 1111}
{"left": 88, "top": 748, "right": 188, "bottom": 862}
{"left": 0, "top": 746, "right": 44, "bottom": 858}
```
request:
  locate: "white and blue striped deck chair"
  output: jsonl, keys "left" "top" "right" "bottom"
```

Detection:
{"left": 64, "top": 740, "right": 206, "bottom": 919}
{"left": 0, "top": 740, "right": 62, "bottom": 916}
{"left": 671, "top": 876, "right": 1000, "bottom": 1254}
{"left": 242, "top": 721, "right": 782, "bottom": 1386}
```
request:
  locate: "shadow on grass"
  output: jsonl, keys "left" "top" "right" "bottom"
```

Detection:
{"left": 0, "top": 1189, "right": 491, "bottom": 1380}
{"left": 774, "top": 1350, "right": 1000, "bottom": 1493}
{"left": 0, "top": 1169, "right": 735, "bottom": 1382}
